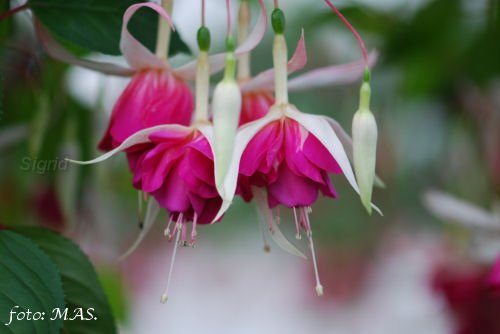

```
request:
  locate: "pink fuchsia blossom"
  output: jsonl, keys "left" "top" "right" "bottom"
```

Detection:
{"left": 432, "top": 259, "right": 500, "bottom": 334}
{"left": 128, "top": 127, "right": 222, "bottom": 227}
{"left": 36, "top": 1, "right": 268, "bottom": 149}
{"left": 98, "top": 69, "right": 193, "bottom": 150}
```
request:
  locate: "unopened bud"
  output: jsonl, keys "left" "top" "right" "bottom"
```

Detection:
{"left": 352, "top": 82, "right": 378, "bottom": 215}
{"left": 212, "top": 79, "right": 242, "bottom": 195}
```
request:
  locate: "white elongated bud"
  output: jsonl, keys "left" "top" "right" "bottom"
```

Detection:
{"left": 352, "top": 80, "right": 378, "bottom": 215}
{"left": 212, "top": 46, "right": 242, "bottom": 196}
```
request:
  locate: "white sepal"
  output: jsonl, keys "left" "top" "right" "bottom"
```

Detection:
{"left": 424, "top": 190, "right": 500, "bottom": 231}
{"left": 66, "top": 124, "right": 189, "bottom": 165}
{"left": 253, "top": 188, "right": 307, "bottom": 259}
{"left": 286, "top": 107, "right": 382, "bottom": 215}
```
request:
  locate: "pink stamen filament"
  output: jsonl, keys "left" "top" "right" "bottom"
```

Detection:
{"left": 307, "top": 231, "right": 324, "bottom": 296}
{"left": 324, "top": 0, "right": 368, "bottom": 67}
{"left": 274, "top": 0, "right": 279, "bottom": 9}
{"left": 293, "top": 207, "right": 301, "bottom": 239}
{"left": 0, "top": 3, "right": 28, "bottom": 21}
{"left": 226, "top": 0, "right": 232, "bottom": 37}
{"left": 165, "top": 216, "right": 174, "bottom": 237}
{"left": 161, "top": 217, "right": 183, "bottom": 303}
{"left": 201, "top": 0, "right": 206, "bottom": 26}
{"left": 191, "top": 213, "right": 198, "bottom": 246}
{"left": 137, "top": 191, "right": 144, "bottom": 225}
{"left": 181, "top": 223, "right": 187, "bottom": 245}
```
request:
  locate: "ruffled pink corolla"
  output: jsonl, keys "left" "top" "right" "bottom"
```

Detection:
{"left": 238, "top": 117, "right": 341, "bottom": 208}
{"left": 128, "top": 128, "right": 221, "bottom": 228}
{"left": 99, "top": 70, "right": 193, "bottom": 150}
{"left": 239, "top": 90, "right": 274, "bottom": 126}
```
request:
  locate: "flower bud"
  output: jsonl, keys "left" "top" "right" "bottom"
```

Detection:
{"left": 352, "top": 81, "right": 378, "bottom": 214}
{"left": 212, "top": 79, "right": 242, "bottom": 195}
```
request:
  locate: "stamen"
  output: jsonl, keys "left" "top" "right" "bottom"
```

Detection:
{"left": 164, "top": 216, "right": 174, "bottom": 237}
{"left": 275, "top": 207, "right": 281, "bottom": 225}
{"left": 301, "top": 207, "right": 312, "bottom": 232}
{"left": 307, "top": 230, "right": 324, "bottom": 297}
{"left": 181, "top": 222, "right": 188, "bottom": 246}
{"left": 161, "top": 220, "right": 182, "bottom": 303}
{"left": 293, "top": 207, "right": 301, "bottom": 239}
{"left": 257, "top": 216, "right": 271, "bottom": 253}
{"left": 190, "top": 212, "right": 198, "bottom": 247}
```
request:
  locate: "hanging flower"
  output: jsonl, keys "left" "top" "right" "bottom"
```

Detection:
{"left": 232, "top": 0, "right": 377, "bottom": 127}
{"left": 211, "top": 6, "right": 381, "bottom": 297}
{"left": 35, "top": 1, "right": 268, "bottom": 151}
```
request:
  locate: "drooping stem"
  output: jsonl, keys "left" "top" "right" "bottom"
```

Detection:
{"left": 237, "top": 0, "right": 251, "bottom": 80}
{"left": 201, "top": 0, "right": 206, "bottom": 26}
{"left": 0, "top": 3, "right": 28, "bottom": 21}
{"left": 226, "top": 0, "right": 233, "bottom": 37}
{"left": 155, "top": 0, "right": 173, "bottom": 58}
{"left": 324, "top": 0, "right": 368, "bottom": 66}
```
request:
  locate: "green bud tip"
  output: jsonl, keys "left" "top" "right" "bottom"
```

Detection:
{"left": 226, "top": 36, "right": 235, "bottom": 52}
{"left": 271, "top": 8, "right": 286, "bottom": 34}
{"left": 197, "top": 26, "right": 211, "bottom": 51}
{"left": 363, "top": 67, "right": 371, "bottom": 83}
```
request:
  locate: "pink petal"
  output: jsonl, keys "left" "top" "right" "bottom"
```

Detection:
{"left": 98, "top": 69, "right": 193, "bottom": 151}
{"left": 288, "top": 50, "right": 378, "bottom": 91}
{"left": 35, "top": 20, "right": 134, "bottom": 76}
{"left": 239, "top": 120, "right": 283, "bottom": 176}
{"left": 241, "top": 29, "right": 307, "bottom": 92}
{"left": 239, "top": 90, "right": 275, "bottom": 125}
{"left": 120, "top": 3, "right": 173, "bottom": 70}
{"left": 267, "top": 164, "right": 319, "bottom": 208}
{"left": 152, "top": 162, "right": 191, "bottom": 212}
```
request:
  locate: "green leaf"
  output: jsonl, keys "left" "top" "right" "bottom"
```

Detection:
{"left": 15, "top": 227, "right": 117, "bottom": 334}
{"left": 0, "top": 230, "right": 65, "bottom": 334}
{"left": 29, "top": 0, "right": 190, "bottom": 56}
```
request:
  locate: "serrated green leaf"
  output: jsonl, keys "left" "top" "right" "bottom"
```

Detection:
{"left": 15, "top": 227, "right": 117, "bottom": 334}
{"left": 29, "top": 0, "right": 190, "bottom": 56}
{"left": 0, "top": 230, "right": 65, "bottom": 334}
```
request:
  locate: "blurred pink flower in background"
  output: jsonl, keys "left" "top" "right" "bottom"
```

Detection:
{"left": 432, "top": 256, "right": 500, "bottom": 334}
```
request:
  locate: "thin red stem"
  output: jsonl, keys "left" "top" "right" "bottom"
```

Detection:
{"left": 0, "top": 3, "right": 29, "bottom": 21}
{"left": 201, "top": 0, "right": 205, "bottom": 26}
{"left": 274, "top": 0, "right": 279, "bottom": 8}
{"left": 324, "top": 0, "right": 368, "bottom": 66}
{"left": 226, "top": 0, "right": 232, "bottom": 36}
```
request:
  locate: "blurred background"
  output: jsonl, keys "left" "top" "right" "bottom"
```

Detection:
{"left": 1, "top": 0, "right": 499, "bottom": 333}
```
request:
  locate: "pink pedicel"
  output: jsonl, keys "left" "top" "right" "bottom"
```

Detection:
{"left": 239, "top": 90, "right": 274, "bottom": 126}
{"left": 128, "top": 128, "right": 222, "bottom": 242}
{"left": 238, "top": 117, "right": 341, "bottom": 208}
{"left": 98, "top": 69, "right": 194, "bottom": 151}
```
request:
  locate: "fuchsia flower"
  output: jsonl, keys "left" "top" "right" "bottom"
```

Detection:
{"left": 432, "top": 257, "right": 500, "bottom": 334}
{"left": 36, "top": 1, "right": 266, "bottom": 150}
{"left": 211, "top": 7, "right": 381, "bottom": 296}
{"left": 67, "top": 0, "right": 268, "bottom": 302}
{"left": 128, "top": 127, "right": 222, "bottom": 227}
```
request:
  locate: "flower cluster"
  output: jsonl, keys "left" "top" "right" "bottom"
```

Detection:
{"left": 41, "top": 0, "right": 382, "bottom": 300}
